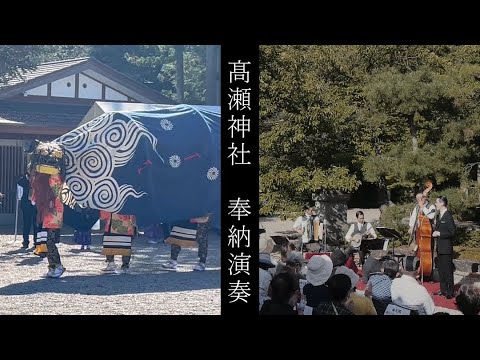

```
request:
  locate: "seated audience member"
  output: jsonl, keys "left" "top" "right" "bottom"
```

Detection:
{"left": 455, "top": 284, "right": 480, "bottom": 315}
{"left": 313, "top": 274, "right": 354, "bottom": 315}
{"left": 390, "top": 256, "right": 435, "bottom": 315}
{"left": 331, "top": 249, "right": 347, "bottom": 268}
{"left": 258, "top": 230, "right": 275, "bottom": 307}
{"left": 303, "top": 255, "right": 333, "bottom": 307}
{"left": 361, "top": 256, "right": 383, "bottom": 284}
{"left": 330, "top": 250, "right": 360, "bottom": 291}
{"left": 274, "top": 242, "right": 296, "bottom": 276}
{"left": 259, "top": 253, "right": 275, "bottom": 309}
{"left": 332, "top": 249, "right": 372, "bottom": 315}
{"left": 365, "top": 259, "right": 399, "bottom": 302}
{"left": 260, "top": 272, "right": 299, "bottom": 315}
{"left": 333, "top": 265, "right": 364, "bottom": 316}
{"left": 283, "top": 251, "right": 306, "bottom": 280}
{"left": 454, "top": 264, "right": 480, "bottom": 293}
{"left": 345, "top": 293, "right": 377, "bottom": 315}
{"left": 343, "top": 247, "right": 359, "bottom": 274}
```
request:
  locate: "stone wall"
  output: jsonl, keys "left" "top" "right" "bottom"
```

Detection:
{"left": 313, "top": 191, "right": 350, "bottom": 246}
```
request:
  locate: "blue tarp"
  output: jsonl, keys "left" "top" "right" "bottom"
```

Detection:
{"left": 56, "top": 104, "right": 220, "bottom": 230}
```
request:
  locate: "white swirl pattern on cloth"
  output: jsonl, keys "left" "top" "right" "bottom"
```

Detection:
{"left": 56, "top": 112, "right": 162, "bottom": 213}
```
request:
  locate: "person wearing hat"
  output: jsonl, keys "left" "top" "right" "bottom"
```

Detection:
{"left": 390, "top": 256, "right": 435, "bottom": 315}
{"left": 303, "top": 254, "right": 333, "bottom": 307}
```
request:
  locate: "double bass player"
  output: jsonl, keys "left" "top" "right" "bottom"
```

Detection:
{"left": 408, "top": 183, "right": 436, "bottom": 282}
{"left": 408, "top": 185, "right": 436, "bottom": 252}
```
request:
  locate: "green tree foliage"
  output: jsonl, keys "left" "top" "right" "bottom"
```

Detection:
{"left": 0, "top": 45, "right": 46, "bottom": 85}
{"left": 92, "top": 45, "right": 206, "bottom": 104}
{"left": 260, "top": 45, "right": 480, "bottom": 217}
{"left": 39, "top": 45, "right": 92, "bottom": 62}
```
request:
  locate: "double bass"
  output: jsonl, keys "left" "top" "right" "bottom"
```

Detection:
{"left": 415, "top": 181, "right": 434, "bottom": 281}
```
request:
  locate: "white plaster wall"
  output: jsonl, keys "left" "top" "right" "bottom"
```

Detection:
{"left": 25, "top": 84, "right": 48, "bottom": 96}
{"left": 78, "top": 73, "right": 102, "bottom": 99}
{"left": 51, "top": 75, "right": 76, "bottom": 98}
{"left": 105, "top": 87, "right": 128, "bottom": 101}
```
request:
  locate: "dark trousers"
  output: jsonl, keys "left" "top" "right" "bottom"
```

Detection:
{"left": 437, "top": 254, "right": 454, "bottom": 297}
{"left": 170, "top": 234, "right": 208, "bottom": 264}
{"left": 106, "top": 254, "right": 131, "bottom": 268}
{"left": 46, "top": 229, "right": 62, "bottom": 269}
{"left": 21, "top": 204, "right": 37, "bottom": 247}
{"left": 53, "top": 228, "right": 61, "bottom": 243}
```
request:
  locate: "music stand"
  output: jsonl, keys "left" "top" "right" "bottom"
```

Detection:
{"left": 376, "top": 227, "right": 403, "bottom": 260}
{"left": 270, "top": 235, "right": 289, "bottom": 247}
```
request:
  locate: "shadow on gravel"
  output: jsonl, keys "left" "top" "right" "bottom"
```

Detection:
{"left": 0, "top": 269, "right": 221, "bottom": 296}
{"left": 2, "top": 248, "right": 31, "bottom": 256}
{"left": 16, "top": 256, "right": 44, "bottom": 266}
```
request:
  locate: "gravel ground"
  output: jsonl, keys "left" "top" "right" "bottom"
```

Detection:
{"left": 0, "top": 229, "right": 220, "bottom": 315}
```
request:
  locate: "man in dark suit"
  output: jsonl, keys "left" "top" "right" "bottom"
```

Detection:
{"left": 17, "top": 170, "right": 37, "bottom": 249}
{"left": 432, "top": 196, "right": 456, "bottom": 299}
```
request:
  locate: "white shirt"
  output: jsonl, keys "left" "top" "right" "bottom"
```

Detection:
{"left": 293, "top": 215, "right": 307, "bottom": 231}
{"left": 439, "top": 208, "right": 447, "bottom": 219}
{"left": 391, "top": 275, "right": 435, "bottom": 315}
{"left": 16, "top": 185, "right": 23, "bottom": 200}
{"left": 345, "top": 222, "right": 377, "bottom": 241}
{"left": 293, "top": 215, "right": 320, "bottom": 243}
{"left": 409, "top": 202, "right": 436, "bottom": 228}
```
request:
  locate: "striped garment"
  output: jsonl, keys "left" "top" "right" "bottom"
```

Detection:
{"left": 34, "top": 230, "right": 48, "bottom": 255}
{"left": 102, "top": 234, "right": 132, "bottom": 256}
{"left": 367, "top": 273, "right": 393, "bottom": 302}
{"left": 165, "top": 226, "right": 198, "bottom": 248}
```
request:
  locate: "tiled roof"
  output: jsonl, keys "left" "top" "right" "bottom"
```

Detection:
{"left": 0, "top": 57, "right": 174, "bottom": 104}
{"left": 1, "top": 58, "right": 89, "bottom": 87}
{"left": 0, "top": 101, "right": 88, "bottom": 129}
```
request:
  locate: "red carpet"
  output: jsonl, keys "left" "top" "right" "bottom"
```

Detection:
{"left": 355, "top": 274, "right": 459, "bottom": 311}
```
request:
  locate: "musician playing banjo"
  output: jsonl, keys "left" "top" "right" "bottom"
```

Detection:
{"left": 345, "top": 210, "right": 377, "bottom": 266}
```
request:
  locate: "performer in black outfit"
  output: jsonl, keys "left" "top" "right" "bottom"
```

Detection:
{"left": 17, "top": 170, "right": 37, "bottom": 249}
{"left": 432, "top": 196, "right": 456, "bottom": 299}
